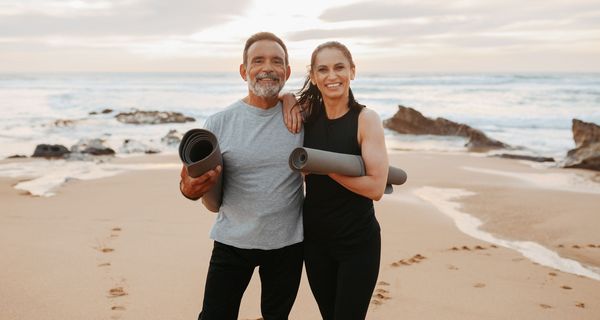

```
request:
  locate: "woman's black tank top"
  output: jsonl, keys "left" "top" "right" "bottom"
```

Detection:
{"left": 303, "top": 104, "right": 379, "bottom": 245}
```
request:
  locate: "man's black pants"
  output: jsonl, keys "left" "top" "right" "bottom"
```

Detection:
{"left": 198, "top": 241, "right": 304, "bottom": 320}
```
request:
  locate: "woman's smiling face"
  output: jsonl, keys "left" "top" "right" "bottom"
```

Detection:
{"left": 311, "top": 47, "right": 355, "bottom": 101}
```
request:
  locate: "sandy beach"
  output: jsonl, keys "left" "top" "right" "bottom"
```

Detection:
{"left": 1, "top": 151, "right": 599, "bottom": 320}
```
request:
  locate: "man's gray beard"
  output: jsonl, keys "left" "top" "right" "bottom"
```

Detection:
{"left": 248, "top": 75, "right": 284, "bottom": 98}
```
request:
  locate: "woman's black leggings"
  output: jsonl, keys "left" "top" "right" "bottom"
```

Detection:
{"left": 304, "top": 232, "right": 381, "bottom": 320}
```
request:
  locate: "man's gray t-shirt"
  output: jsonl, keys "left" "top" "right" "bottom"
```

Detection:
{"left": 203, "top": 99, "right": 304, "bottom": 250}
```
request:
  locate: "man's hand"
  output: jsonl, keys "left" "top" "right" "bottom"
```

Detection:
{"left": 281, "top": 92, "right": 303, "bottom": 134}
{"left": 180, "top": 165, "right": 222, "bottom": 200}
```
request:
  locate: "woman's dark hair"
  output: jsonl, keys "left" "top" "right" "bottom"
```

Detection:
{"left": 296, "top": 41, "right": 361, "bottom": 124}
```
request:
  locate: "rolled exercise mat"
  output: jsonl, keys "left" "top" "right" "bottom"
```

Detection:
{"left": 179, "top": 129, "right": 223, "bottom": 212}
{"left": 289, "top": 147, "right": 407, "bottom": 194}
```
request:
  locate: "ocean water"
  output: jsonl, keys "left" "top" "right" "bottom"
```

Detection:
{"left": 1, "top": 72, "right": 599, "bottom": 160}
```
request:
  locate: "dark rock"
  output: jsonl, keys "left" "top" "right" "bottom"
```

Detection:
{"left": 70, "top": 138, "right": 115, "bottom": 156}
{"left": 572, "top": 119, "right": 600, "bottom": 148}
{"left": 564, "top": 145, "right": 600, "bottom": 170}
{"left": 115, "top": 110, "right": 195, "bottom": 125}
{"left": 6, "top": 154, "right": 27, "bottom": 159}
{"left": 563, "top": 119, "right": 600, "bottom": 170}
{"left": 383, "top": 105, "right": 510, "bottom": 151}
{"left": 494, "top": 153, "right": 555, "bottom": 163}
{"left": 89, "top": 109, "right": 112, "bottom": 115}
{"left": 466, "top": 130, "right": 507, "bottom": 151}
{"left": 32, "top": 144, "right": 71, "bottom": 158}
{"left": 54, "top": 119, "right": 77, "bottom": 127}
{"left": 119, "top": 139, "right": 161, "bottom": 154}
{"left": 161, "top": 129, "right": 183, "bottom": 146}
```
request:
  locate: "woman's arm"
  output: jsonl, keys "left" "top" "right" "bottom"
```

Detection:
{"left": 280, "top": 92, "right": 303, "bottom": 134}
{"left": 328, "top": 108, "right": 389, "bottom": 201}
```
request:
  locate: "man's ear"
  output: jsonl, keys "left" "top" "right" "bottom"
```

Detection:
{"left": 240, "top": 64, "right": 247, "bottom": 81}
{"left": 285, "top": 65, "right": 291, "bottom": 81}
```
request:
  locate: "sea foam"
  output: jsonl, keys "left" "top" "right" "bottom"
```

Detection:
{"left": 414, "top": 186, "right": 600, "bottom": 281}
{"left": 0, "top": 159, "right": 180, "bottom": 197}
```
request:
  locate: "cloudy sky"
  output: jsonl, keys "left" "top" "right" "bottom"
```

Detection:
{"left": 1, "top": 0, "right": 599, "bottom": 73}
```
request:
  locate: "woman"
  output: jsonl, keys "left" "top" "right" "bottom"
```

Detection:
{"left": 287, "top": 41, "right": 389, "bottom": 320}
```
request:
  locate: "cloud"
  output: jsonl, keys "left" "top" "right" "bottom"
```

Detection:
{"left": 0, "top": 0, "right": 250, "bottom": 37}
{"left": 288, "top": 0, "right": 600, "bottom": 53}
{"left": 1, "top": 0, "right": 599, "bottom": 72}
{"left": 319, "top": 1, "right": 448, "bottom": 21}
{"left": 320, "top": 0, "right": 600, "bottom": 23}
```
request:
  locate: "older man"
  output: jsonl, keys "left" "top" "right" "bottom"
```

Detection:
{"left": 180, "top": 32, "right": 304, "bottom": 320}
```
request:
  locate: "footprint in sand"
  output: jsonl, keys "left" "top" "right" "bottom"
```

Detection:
{"left": 95, "top": 227, "right": 129, "bottom": 315}
{"left": 391, "top": 254, "right": 426, "bottom": 267}
{"left": 110, "top": 227, "right": 122, "bottom": 238}
{"left": 447, "top": 264, "right": 459, "bottom": 270}
{"left": 108, "top": 282, "right": 129, "bottom": 314}
{"left": 371, "top": 281, "right": 392, "bottom": 306}
{"left": 561, "top": 285, "right": 573, "bottom": 290}
{"left": 473, "top": 283, "right": 486, "bottom": 288}
{"left": 108, "top": 287, "right": 128, "bottom": 298}
{"left": 449, "top": 244, "right": 498, "bottom": 252}
{"left": 576, "top": 302, "right": 585, "bottom": 308}
{"left": 94, "top": 243, "right": 115, "bottom": 253}
{"left": 539, "top": 304, "right": 552, "bottom": 309}
{"left": 558, "top": 243, "right": 599, "bottom": 249}
{"left": 548, "top": 272, "right": 558, "bottom": 277}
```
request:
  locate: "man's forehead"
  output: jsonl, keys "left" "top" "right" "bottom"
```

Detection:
{"left": 247, "top": 40, "right": 286, "bottom": 57}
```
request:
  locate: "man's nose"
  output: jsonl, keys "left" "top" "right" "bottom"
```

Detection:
{"left": 262, "top": 60, "right": 275, "bottom": 71}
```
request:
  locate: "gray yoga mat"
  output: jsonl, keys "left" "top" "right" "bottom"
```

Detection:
{"left": 289, "top": 147, "right": 407, "bottom": 194}
{"left": 179, "top": 129, "right": 223, "bottom": 212}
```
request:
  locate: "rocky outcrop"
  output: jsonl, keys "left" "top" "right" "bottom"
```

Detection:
{"left": 383, "top": 105, "right": 509, "bottom": 151}
{"left": 161, "top": 129, "right": 183, "bottom": 146}
{"left": 120, "top": 139, "right": 161, "bottom": 154}
{"left": 563, "top": 119, "right": 600, "bottom": 171}
{"left": 70, "top": 138, "right": 115, "bottom": 156}
{"left": 32, "top": 144, "right": 70, "bottom": 158}
{"left": 115, "top": 110, "right": 195, "bottom": 125}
